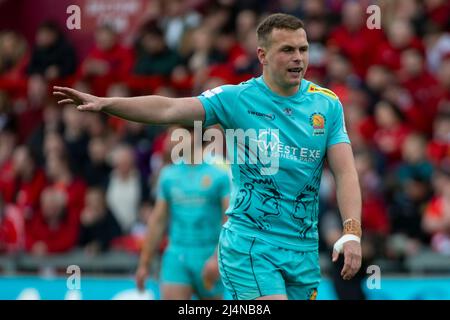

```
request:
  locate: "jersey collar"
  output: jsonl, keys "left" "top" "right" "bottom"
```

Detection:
{"left": 255, "top": 76, "right": 309, "bottom": 102}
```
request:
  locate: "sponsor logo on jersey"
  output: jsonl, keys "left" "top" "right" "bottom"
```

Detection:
{"left": 309, "top": 113, "right": 326, "bottom": 136}
{"left": 283, "top": 107, "right": 293, "bottom": 117}
{"left": 247, "top": 109, "right": 275, "bottom": 121}
{"left": 307, "top": 84, "right": 338, "bottom": 99}
{"left": 251, "top": 129, "right": 321, "bottom": 163}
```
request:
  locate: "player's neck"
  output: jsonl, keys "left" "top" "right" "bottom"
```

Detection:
{"left": 262, "top": 72, "right": 300, "bottom": 97}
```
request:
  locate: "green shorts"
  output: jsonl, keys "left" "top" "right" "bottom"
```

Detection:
{"left": 160, "top": 245, "right": 223, "bottom": 299}
{"left": 217, "top": 227, "right": 321, "bottom": 300}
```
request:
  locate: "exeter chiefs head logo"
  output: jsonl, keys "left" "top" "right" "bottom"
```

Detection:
{"left": 233, "top": 158, "right": 282, "bottom": 231}
{"left": 291, "top": 158, "right": 324, "bottom": 238}
{"left": 309, "top": 113, "right": 326, "bottom": 136}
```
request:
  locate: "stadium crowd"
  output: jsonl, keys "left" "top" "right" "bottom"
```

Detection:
{"left": 0, "top": 0, "right": 449, "bottom": 274}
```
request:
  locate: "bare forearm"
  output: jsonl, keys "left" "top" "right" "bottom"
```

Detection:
{"left": 102, "top": 95, "right": 173, "bottom": 124}
{"left": 335, "top": 168, "right": 362, "bottom": 225}
{"left": 102, "top": 96, "right": 202, "bottom": 125}
{"left": 327, "top": 144, "right": 362, "bottom": 227}
{"left": 138, "top": 216, "right": 167, "bottom": 268}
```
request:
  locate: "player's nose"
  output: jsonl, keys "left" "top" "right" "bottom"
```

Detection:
{"left": 293, "top": 49, "right": 303, "bottom": 63}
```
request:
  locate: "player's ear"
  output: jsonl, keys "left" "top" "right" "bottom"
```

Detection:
{"left": 257, "top": 47, "right": 268, "bottom": 65}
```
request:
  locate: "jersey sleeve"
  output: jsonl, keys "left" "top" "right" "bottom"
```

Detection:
{"left": 327, "top": 99, "right": 351, "bottom": 147}
{"left": 197, "top": 84, "right": 239, "bottom": 128}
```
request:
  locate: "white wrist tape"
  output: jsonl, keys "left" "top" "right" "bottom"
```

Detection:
{"left": 333, "top": 234, "right": 360, "bottom": 253}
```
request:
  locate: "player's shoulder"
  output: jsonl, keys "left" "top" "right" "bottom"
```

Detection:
{"left": 202, "top": 78, "right": 258, "bottom": 98}
{"left": 158, "top": 164, "right": 179, "bottom": 180}
{"left": 303, "top": 79, "right": 340, "bottom": 103}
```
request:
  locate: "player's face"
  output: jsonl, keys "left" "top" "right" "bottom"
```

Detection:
{"left": 259, "top": 28, "right": 309, "bottom": 95}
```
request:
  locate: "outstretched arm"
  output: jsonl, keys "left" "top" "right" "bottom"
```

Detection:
{"left": 327, "top": 143, "right": 362, "bottom": 280}
{"left": 53, "top": 86, "right": 205, "bottom": 125}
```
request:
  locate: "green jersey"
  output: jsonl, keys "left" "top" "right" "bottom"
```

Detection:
{"left": 157, "top": 163, "right": 230, "bottom": 247}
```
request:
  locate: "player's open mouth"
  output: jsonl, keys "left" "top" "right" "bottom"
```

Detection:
{"left": 287, "top": 67, "right": 302, "bottom": 75}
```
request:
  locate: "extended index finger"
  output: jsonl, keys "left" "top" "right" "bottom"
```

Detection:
{"left": 53, "top": 86, "right": 80, "bottom": 97}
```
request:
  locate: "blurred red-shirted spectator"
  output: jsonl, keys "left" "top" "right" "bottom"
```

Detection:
{"left": 0, "top": 194, "right": 24, "bottom": 253}
{"left": 325, "top": 52, "right": 353, "bottom": 103}
{"left": 0, "top": 31, "right": 29, "bottom": 82}
{"left": 210, "top": 25, "right": 246, "bottom": 68}
{"left": 0, "top": 145, "right": 46, "bottom": 220}
{"left": 373, "top": 100, "right": 412, "bottom": 167}
{"left": 15, "top": 75, "right": 49, "bottom": 144}
{"left": 25, "top": 186, "right": 79, "bottom": 255}
{"left": 427, "top": 111, "right": 450, "bottom": 166}
{"left": 374, "top": 19, "right": 424, "bottom": 72}
{"left": 327, "top": 1, "right": 384, "bottom": 78}
{"left": 233, "top": 26, "right": 261, "bottom": 82}
{"left": 45, "top": 151, "right": 86, "bottom": 215}
{"left": 78, "top": 25, "right": 134, "bottom": 96}
{"left": 423, "top": 164, "right": 450, "bottom": 255}
{"left": 303, "top": 17, "right": 329, "bottom": 84}
{"left": 424, "top": 0, "right": 450, "bottom": 31}
{"left": 198, "top": 23, "right": 248, "bottom": 86}
{"left": 398, "top": 48, "right": 442, "bottom": 134}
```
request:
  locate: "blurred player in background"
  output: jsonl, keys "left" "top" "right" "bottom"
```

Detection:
{"left": 135, "top": 126, "right": 230, "bottom": 300}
